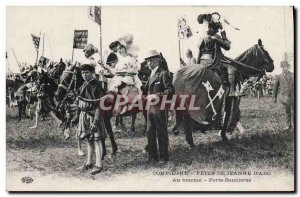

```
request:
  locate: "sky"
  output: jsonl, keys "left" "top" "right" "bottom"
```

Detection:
{"left": 6, "top": 6, "right": 294, "bottom": 74}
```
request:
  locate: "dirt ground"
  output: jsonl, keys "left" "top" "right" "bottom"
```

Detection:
{"left": 6, "top": 97, "right": 295, "bottom": 191}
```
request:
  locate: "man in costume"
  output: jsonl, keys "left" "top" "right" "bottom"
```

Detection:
{"left": 75, "top": 63, "right": 107, "bottom": 175}
{"left": 197, "top": 12, "right": 241, "bottom": 97}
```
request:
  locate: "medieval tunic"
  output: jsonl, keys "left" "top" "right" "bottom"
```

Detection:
{"left": 197, "top": 34, "right": 231, "bottom": 68}
{"left": 77, "top": 78, "right": 106, "bottom": 141}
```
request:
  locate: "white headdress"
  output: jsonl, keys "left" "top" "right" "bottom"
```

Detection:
{"left": 118, "top": 34, "right": 139, "bottom": 58}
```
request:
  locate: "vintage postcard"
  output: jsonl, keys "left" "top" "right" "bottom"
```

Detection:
{"left": 6, "top": 6, "right": 294, "bottom": 192}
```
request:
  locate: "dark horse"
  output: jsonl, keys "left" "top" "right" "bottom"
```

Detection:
{"left": 55, "top": 64, "right": 118, "bottom": 157}
{"left": 48, "top": 58, "right": 66, "bottom": 84}
{"left": 12, "top": 79, "right": 38, "bottom": 122}
{"left": 173, "top": 40, "right": 274, "bottom": 148}
{"left": 6, "top": 77, "right": 27, "bottom": 121}
{"left": 29, "top": 70, "right": 63, "bottom": 129}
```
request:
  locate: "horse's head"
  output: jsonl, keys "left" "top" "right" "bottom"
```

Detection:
{"left": 37, "top": 70, "right": 57, "bottom": 98}
{"left": 37, "top": 70, "right": 48, "bottom": 85}
{"left": 49, "top": 58, "right": 66, "bottom": 80}
{"left": 235, "top": 39, "right": 274, "bottom": 79}
{"left": 55, "top": 64, "right": 83, "bottom": 102}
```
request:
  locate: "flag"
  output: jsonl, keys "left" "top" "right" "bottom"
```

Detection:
{"left": 178, "top": 17, "right": 187, "bottom": 29}
{"left": 38, "top": 56, "right": 50, "bottom": 68}
{"left": 31, "top": 34, "right": 40, "bottom": 51}
{"left": 73, "top": 30, "right": 88, "bottom": 49}
{"left": 88, "top": 6, "right": 101, "bottom": 26}
{"left": 178, "top": 17, "right": 193, "bottom": 39}
{"left": 178, "top": 26, "right": 193, "bottom": 39}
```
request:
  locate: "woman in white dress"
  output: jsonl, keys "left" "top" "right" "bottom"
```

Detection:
{"left": 102, "top": 37, "right": 142, "bottom": 114}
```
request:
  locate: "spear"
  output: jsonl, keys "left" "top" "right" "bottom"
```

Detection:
{"left": 11, "top": 48, "right": 21, "bottom": 70}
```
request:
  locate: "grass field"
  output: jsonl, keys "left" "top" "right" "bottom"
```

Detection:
{"left": 6, "top": 96, "right": 294, "bottom": 190}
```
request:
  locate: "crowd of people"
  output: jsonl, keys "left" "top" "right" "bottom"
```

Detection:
{"left": 6, "top": 12, "right": 294, "bottom": 175}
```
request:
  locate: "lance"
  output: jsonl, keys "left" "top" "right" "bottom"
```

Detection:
{"left": 35, "top": 31, "right": 41, "bottom": 65}
{"left": 11, "top": 48, "right": 21, "bottom": 70}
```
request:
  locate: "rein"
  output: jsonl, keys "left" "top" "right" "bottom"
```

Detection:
{"left": 222, "top": 56, "right": 265, "bottom": 72}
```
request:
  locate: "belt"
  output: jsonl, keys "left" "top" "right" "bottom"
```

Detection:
{"left": 80, "top": 108, "right": 96, "bottom": 113}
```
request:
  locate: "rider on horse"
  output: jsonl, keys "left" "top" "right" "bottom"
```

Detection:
{"left": 101, "top": 36, "right": 142, "bottom": 114}
{"left": 197, "top": 12, "right": 242, "bottom": 97}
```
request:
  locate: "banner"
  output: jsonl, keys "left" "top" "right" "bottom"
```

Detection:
{"left": 31, "top": 34, "right": 40, "bottom": 51}
{"left": 178, "top": 26, "right": 193, "bottom": 39}
{"left": 178, "top": 17, "right": 193, "bottom": 39}
{"left": 38, "top": 56, "right": 50, "bottom": 67}
{"left": 73, "top": 30, "right": 88, "bottom": 49}
{"left": 88, "top": 6, "right": 101, "bottom": 26}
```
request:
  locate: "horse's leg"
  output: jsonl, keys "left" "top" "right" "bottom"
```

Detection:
{"left": 236, "top": 121, "right": 245, "bottom": 134}
{"left": 184, "top": 115, "right": 195, "bottom": 148}
{"left": 27, "top": 104, "right": 31, "bottom": 117}
{"left": 41, "top": 113, "right": 46, "bottom": 121}
{"left": 64, "top": 111, "right": 71, "bottom": 139}
{"left": 104, "top": 115, "right": 118, "bottom": 155}
{"left": 222, "top": 96, "right": 239, "bottom": 140}
{"left": 115, "top": 115, "right": 120, "bottom": 127}
{"left": 220, "top": 97, "right": 232, "bottom": 141}
{"left": 129, "top": 114, "right": 136, "bottom": 133}
{"left": 49, "top": 111, "right": 63, "bottom": 127}
{"left": 143, "top": 109, "right": 147, "bottom": 135}
{"left": 17, "top": 102, "right": 22, "bottom": 122}
{"left": 120, "top": 116, "right": 126, "bottom": 131}
{"left": 171, "top": 110, "right": 184, "bottom": 135}
{"left": 29, "top": 109, "right": 38, "bottom": 129}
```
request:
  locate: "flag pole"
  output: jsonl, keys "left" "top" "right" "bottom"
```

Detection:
{"left": 71, "top": 47, "right": 74, "bottom": 63}
{"left": 11, "top": 48, "right": 21, "bottom": 70}
{"left": 99, "top": 26, "right": 102, "bottom": 62}
{"left": 47, "top": 33, "right": 54, "bottom": 59}
{"left": 42, "top": 32, "right": 45, "bottom": 56}
{"left": 35, "top": 49, "right": 39, "bottom": 65}
{"left": 35, "top": 31, "right": 41, "bottom": 65}
{"left": 178, "top": 38, "right": 182, "bottom": 68}
{"left": 6, "top": 52, "right": 12, "bottom": 74}
{"left": 99, "top": 7, "right": 102, "bottom": 62}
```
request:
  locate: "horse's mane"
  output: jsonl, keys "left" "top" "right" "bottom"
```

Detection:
{"left": 232, "top": 42, "right": 274, "bottom": 79}
{"left": 235, "top": 44, "right": 258, "bottom": 63}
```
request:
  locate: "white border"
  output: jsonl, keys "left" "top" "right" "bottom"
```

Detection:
{"left": 1, "top": 0, "right": 298, "bottom": 196}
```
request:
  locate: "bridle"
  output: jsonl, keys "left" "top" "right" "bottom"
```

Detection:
{"left": 56, "top": 70, "right": 78, "bottom": 109}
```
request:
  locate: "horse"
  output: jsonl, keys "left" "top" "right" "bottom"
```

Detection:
{"left": 172, "top": 40, "right": 274, "bottom": 148}
{"left": 113, "top": 59, "right": 151, "bottom": 133}
{"left": 55, "top": 64, "right": 118, "bottom": 158}
{"left": 29, "top": 70, "right": 63, "bottom": 129}
{"left": 6, "top": 76, "right": 23, "bottom": 108}
{"left": 12, "top": 78, "right": 39, "bottom": 122}
{"left": 114, "top": 52, "right": 172, "bottom": 134}
{"left": 48, "top": 58, "right": 66, "bottom": 84}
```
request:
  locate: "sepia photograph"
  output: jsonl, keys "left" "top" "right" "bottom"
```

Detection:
{"left": 5, "top": 5, "right": 295, "bottom": 192}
